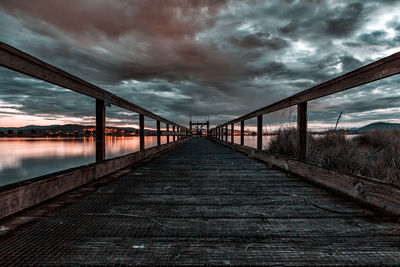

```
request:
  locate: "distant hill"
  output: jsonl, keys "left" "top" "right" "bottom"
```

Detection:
{"left": 358, "top": 122, "right": 400, "bottom": 132}
{"left": 0, "top": 124, "right": 148, "bottom": 133}
{"left": 0, "top": 124, "right": 87, "bottom": 132}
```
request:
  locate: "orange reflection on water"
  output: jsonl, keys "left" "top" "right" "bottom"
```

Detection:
{"left": 0, "top": 136, "right": 167, "bottom": 171}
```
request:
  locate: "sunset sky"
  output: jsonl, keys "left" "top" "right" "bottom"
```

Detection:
{"left": 1, "top": 0, "right": 400, "bottom": 130}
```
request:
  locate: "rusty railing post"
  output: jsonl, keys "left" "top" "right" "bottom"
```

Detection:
{"left": 257, "top": 115, "right": 262, "bottom": 150}
{"left": 231, "top": 123, "right": 234, "bottom": 143}
{"left": 166, "top": 123, "right": 170, "bottom": 143}
{"left": 96, "top": 99, "right": 105, "bottom": 162}
{"left": 156, "top": 120, "right": 161, "bottom": 146}
{"left": 139, "top": 114, "right": 144, "bottom": 151}
{"left": 297, "top": 102, "right": 307, "bottom": 161}
{"left": 240, "top": 121, "right": 244, "bottom": 146}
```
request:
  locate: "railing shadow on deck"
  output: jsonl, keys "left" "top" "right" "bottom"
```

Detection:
{"left": 209, "top": 51, "right": 400, "bottom": 216}
{"left": 0, "top": 42, "right": 191, "bottom": 219}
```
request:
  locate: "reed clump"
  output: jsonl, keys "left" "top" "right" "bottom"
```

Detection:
{"left": 267, "top": 127, "right": 400, "bottom": 184}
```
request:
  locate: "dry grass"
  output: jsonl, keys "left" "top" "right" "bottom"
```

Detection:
{"left": 267, "top": 127, "right": 400, "bottom": 184}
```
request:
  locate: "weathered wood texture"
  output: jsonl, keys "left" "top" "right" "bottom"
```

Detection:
{"left": 240, "top": 120, "right": 244, "bottom": 145}
{"left": 139, "top": 114, "right": 145, "bottom": 151}
{"left": 159, "top": 130, "right": 186, "bottom": 136}
{"left": 166, "top": 124, "right": 170, "bottom": 143}
{"left": 0, "top": 42, "right": 184, "bottom": 129}
{"left": 231, "top": 123, "right": 234, "bottom": 143}
{"left": 211, "top": 137, "right": 400, "bottom": 216}
{"left": 0, "top": 138, "right": 399, "bottom": 265}
{"left": 95, "top": 99, "right": 105, "bottom": 162}
{"left": 297, "top": 102, "right": 307, "bottom": 160}
{"left": 257, "top": 115, "right": 262, "bottom": 150}
{"left": 0, "top": 137, "right": 191, "bottom": 220}
{"left": 156, "top": 120, "right": 161, "bottom": 146}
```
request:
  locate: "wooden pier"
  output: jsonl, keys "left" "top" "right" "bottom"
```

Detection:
{"left": 0, "top": 138, "right": 399, "bottom": 265}
{"left": 1, "top": 42, "right": 400, "bottom": 265}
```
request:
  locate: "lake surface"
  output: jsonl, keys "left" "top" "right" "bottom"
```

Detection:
{"left": 0, "top": 136, "right": 168, "bottom": 186}
{"left": 0, "top": 136, "right": 270, "bottom": 186}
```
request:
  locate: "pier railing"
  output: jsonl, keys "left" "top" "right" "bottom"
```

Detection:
{"left": 210, "top": 51, "right": 400, "bottom": 160}
{"left": 209, "top": 51, "right": 400, "bottom": 215}
{"left": 0, "top": 42, "right": 190, "bottom": 219}
{"left": 0, "top": 42, "right": 188, "bottom": 161}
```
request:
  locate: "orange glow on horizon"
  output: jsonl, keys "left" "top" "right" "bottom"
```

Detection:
{"left": 0, "top": 115, "right": 155, "bottom": 130}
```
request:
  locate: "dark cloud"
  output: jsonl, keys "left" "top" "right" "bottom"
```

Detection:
{"left": 0, "top": 0, "right": 399, "bottom": 128}
{"left": 231, "top": 32, "right": 289, "bottom": 50}
{"left": 324, "top": 2, "right": 364, "bottom": 37}
{"left": 326, "top": 95, "right": 400, "bottom": 113}
{"left": 347, "top": 30, "right": 400, "bottom": 48}
{"left": 2, "top": 0, "right": 228, "bottom": 40}
{"left": 358, "top": 30, "right": 388, "bottom": 44}
{"left": 278, "top": 2, "right": 365, "bottom": 39}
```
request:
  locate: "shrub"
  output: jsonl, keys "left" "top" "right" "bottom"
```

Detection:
{"left": 267, "top": 127, "right": 297, "bottom": 157}
{"left": 266, "top": 128, "right": 400, "bottom": 184}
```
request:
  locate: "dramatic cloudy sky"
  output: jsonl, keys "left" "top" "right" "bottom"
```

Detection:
{"left": 0, "top": 0, "right": 400, "bottom": 130}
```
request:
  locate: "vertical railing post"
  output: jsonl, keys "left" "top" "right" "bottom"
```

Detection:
{"left": 240, "top": 121, "right": 244, "bottom": 146}
{"left": 225, "top": 125, "right": 228, "bottom": 142}
{"left": 166, "top": 123, "right": 170, "bottom": 143}
{"left": 96, "top": 99, "right": 105, "bottom": 162}
{"left": 231, "top": 123, "right": 234, "bottom": 143}
{"left": 173, "top": 125, "right": 176, "bottom": 142}
{"left": 297, "top": 102, "right": 307, "bottom": 161}
{"left": 257, "top": 115, "right": 262, "bottom": 150}
{"left": 207, "top": 121, "right": 209, "bottom": 136}
{"left": 139, "top": 114, "right": 144, "bottom": 151}
{"left": 189, "top": 121, "right": 192, "bottom": 136}
{"left": 156, "top": 120, "right": 161, "bottom": 146}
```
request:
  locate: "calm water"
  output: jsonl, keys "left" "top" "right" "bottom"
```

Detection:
{"left": 0, "top": 136, "right": 167, "bottom": 186}
{"left": 0, "top": 135, "right": 270, "bottom": 187}
{"left": 233, "top": 135, "right": 272, "bottom": 149}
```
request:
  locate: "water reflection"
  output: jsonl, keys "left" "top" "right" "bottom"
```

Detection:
{"left": 0, "top": 136, "right": 167, "bottom": 186}
{"left": 233, "top": 135, "right": 272, "bottom": 149}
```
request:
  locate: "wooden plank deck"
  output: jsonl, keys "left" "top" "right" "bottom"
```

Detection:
{"left": 0, "top": 138, "right": 399, "bottom": 265}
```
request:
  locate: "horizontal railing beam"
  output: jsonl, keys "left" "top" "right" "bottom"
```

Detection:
{"left": 190, "top": 122, "right": 209, "bottom": 125}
